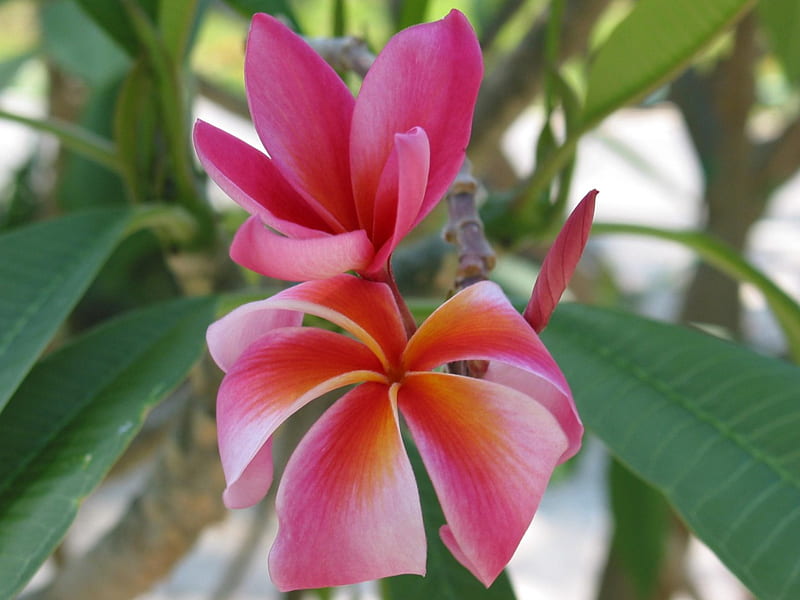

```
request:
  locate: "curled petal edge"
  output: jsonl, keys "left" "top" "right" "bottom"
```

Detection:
{"left": 231, "top": 216, "right": 374, "bottom": 281}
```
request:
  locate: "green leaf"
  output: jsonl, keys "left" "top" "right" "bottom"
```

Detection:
{"left": 592, "top": 222, "right": 800, "bottom": 362}
{"left": 0, "top": 109, "right": 122, "bottom": 173}
{"left": 382, "top": 435, "right": 517, "bottom": 600}
{"left": 759, "top": 0, "right": 800, "bottom": 85}
{"left": 41, "top": 0, "right": 130, "bottom": 89}
{"left": 395, "top": 0, "right": 430, "bottom": 31}
{"left": 113, "top": 60, "right": 159, "bottom": 201}
{"left": 0, "top": 295, "right": 217, "bottom": 599}
{"left": 0, "top": 208, "right": 132, "bottom": 412}
{"left": 607, "top": 458, "right": 670, "bottom": 598}
{"left": 544, "top": 304, "right": 800, "bottom": 600}
{"left": 582, "top": 0, "right": 754, "bottom": 129}
{"left": 221, "top": 0, "right": 301, "bottom": 32}
{"left": 159, "top": 0, "right": 213, "bottom": 61}
{"left": 74, "top": 0, "right": 159, "bottom": 56}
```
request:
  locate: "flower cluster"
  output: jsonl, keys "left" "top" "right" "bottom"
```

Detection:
{"left": 195, "top": 8, "right": 596, "bottom": 593}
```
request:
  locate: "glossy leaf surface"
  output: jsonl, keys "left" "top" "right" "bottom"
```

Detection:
{"left": 0, "top": 208, "right": 131, "bottom": 412}
{"left": 0, "top": 296, "right": 216, "bottom": 599}
{"left": 544, "top": 304, "right": 800, "bottom": 600}
{"left": 583, "top": 0, "right": 753, "bottom": 128}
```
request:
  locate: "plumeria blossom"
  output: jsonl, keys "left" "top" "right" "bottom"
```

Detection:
{"left": 207, "top": 191, "right": 596, "bottom": 590}
{"left": 194, "top": 10, "right": 482, "bottom": 282}
{"left": 208, "top": 276, "right": 584, "bottom": 590}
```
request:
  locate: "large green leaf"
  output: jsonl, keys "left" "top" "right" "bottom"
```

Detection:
{"left": 544, "top": 304, "right": 800, "bottom": 600}
{"left": 0, "top": 208, "right": 132, "bottom": 412}
{"left": 74, "top": 0, "right": 159, "bottom": 56}
{"left": 759, "top": 0, "right": 800, "bottom": 85}
{"left": 41, "top": 0, "right": 130, "bottom": 89}
{"left": 582, "top": 0, "right": 754, "bottom": 129}
{"left": 382, "top": 435, "right": 517, "bottom": 600}
{"left": 0, "top": 295, "right": 216, "bottom": 599}
{"left": 607, "top": 458, "right": 670, "bottom": 598}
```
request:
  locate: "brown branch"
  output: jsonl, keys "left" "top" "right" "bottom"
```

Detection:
{"left": 756, "top": 117, "right": 800, "bottom": 192}
{"left": 443, "top": 159, "right": 495, "bottom": 379}
{"left": 197, "top": 37, "right": 376, "bottom": 123}
{"left": 672, "top": 12, "right": 764, "bottom": 336}
{"left": 306, "top": 36, "right": 375, "bottom": 79}
{"left": 442, "top": 159, "right": 496, "bottom": 291}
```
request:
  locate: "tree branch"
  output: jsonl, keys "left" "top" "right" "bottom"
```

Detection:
{"left": 443, "top": 159, "right": 496, "bottom": 290}
{"left": 755, "top": 117, "right": 800, "bottom": 192}
{"left": 306, "top": 36, "right": 375, "bottom": 78}
{"left": 443, "top": 159, "right": 495, "bottom": 379}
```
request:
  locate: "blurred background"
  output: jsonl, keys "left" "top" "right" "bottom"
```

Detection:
{"left": 1, "top": 0, "right": 798, "bottom": 598}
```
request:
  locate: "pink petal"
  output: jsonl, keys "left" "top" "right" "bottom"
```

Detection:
{"left": 270, "top": 383, "right": 425, "bottom": 590}
{"left": 398, "top": 372, "right": 568, "bottom": 586}
{"left": 230, "top": 216, "right": 374, "bottom": 281}
{"left": 403, "top": 281, "right": 582, "bottom": 463}
{"left": 193, "top": 120, "right": 330, "bottom": 237}
{"left": 223, "top": 437, "right": 274, "bottom": 509}
{"left": 524, "top": 190, "right": 597, "bottom": 332}
{"left": 350, "top": 10, "right": 482, "bottom": 224}
{"left": 364, "top": 127, "right": 430, "bottom": 275}
{"left": 207, "top": 296, "right": 302, "bottom": 373}
{"left": 217, "top": 327, "right": 385, "bottom": 508}
{"left": 209, "top": 275, "right": 408, "bottom": 371}
{"left": 245, "top": 14, "right": 357, "bottom": 231}
{"left": 405, "top": 281, "right": 569, "bottom": 394}
{"left": 484, "top": 361, "right": 583, "bottom": 464}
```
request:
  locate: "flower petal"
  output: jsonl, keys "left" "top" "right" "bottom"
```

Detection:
{"left": 193, "top": 120, "right": 330, "bottom": 237}
{"left": 398, "top": 372, "right": 568, "bottom": 587}
{"left": 405, "top": 281, "right": 566, "bottom": 390}
{"left": 524, "top": 189, "right": 597, "bottom": 332}
{"left": 245, "top": 14, "right": 357, "bottom": 230}
{"left": 270, "top": 383, "right": 425, "bottom": 590}
{"left": 223, "top": 437, "right": 274, "bottom": 509}
{"left": 209, "top": 275, "right": 408, "bottom": 371}
{"left": 217, "top": 327, "right": 384, "bottom": 508}
{"left": 207, "top": 294, "right": 302, "bottom": 373}
{"left": 364, "top": 127, "right": 430, "bottom": 275}
{"left": 350, "top": 10, "right": 482, "bottom": 222}
{"left": 230, "top": 216, "right": 374, "bottom": 281}
{"left": 403, "top": 281, "right": 583, "bottom": 462}
{"left": 484, "top": 361, "right": 583, "bottom": 463}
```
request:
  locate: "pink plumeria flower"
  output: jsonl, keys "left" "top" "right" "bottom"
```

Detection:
{"left": 194, "top": 10, "right": 482, "bottom": 282}
{"left": 207, "top": 274, "right": 583, "bottom": 591}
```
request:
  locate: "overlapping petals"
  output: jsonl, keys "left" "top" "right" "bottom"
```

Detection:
{"left": 208, "top": 274, "right": 580, "bottom": 590}
{"left": 194, "top": 10, "right": 482, "bottom": 281}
